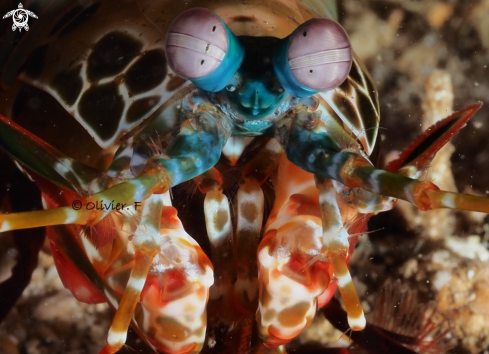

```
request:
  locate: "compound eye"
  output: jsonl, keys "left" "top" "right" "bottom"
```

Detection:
{"left": 166, "top": 8, "right": 229, "bottom": 79}
{"left": 287, "top": 18, "right": 352, "bottom": 91}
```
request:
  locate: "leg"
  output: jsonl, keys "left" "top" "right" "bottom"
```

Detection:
{"left": 99, "top": 190, "right": 214, "bottom": 354}
{"left": 316, "top": 176, "right": 365, "bottom": 331}
{"left": 0, "top": 104, "right": 231, "bottom": 233}
{"left": 100, "top": 193, "right": 164, "bottom": 353}
{"left": 196, "top": 139, "right": 283, "bottom": 310}
{"left": 195, "top": 168, "right": 234, "bottom": 301}
{"left": 283, "top": 103, "right": 489, "bottom": 213}
{"left": 257, "top": 154, "right": 330, "bottom": 347}
{"left": 137, "top": 193, "right": 213, "bottom": 354}
{"left": 234, "top": 139, "right": 283, "bottom": 308}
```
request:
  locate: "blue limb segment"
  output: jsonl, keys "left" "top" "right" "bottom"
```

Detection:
{"left": 281, "top": 113, "right": 436, "bottom": 210}
{"left": 284, "top": 122, "right": 424, "bottom": 205}
{"left": 284, "top": 112, "right": 344, "bottom": 173}
{"left": 150, "top": 109, "right": 230, "bottom": 187}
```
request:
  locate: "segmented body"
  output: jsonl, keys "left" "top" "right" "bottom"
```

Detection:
{"left": 0, "top": 0, "right": 366, "bottom": 351}
{"left": 0, "top": 1, "right": 487, "bottom": 354}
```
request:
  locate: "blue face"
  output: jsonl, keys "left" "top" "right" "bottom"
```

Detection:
{"left": 223, "top": 73, "right": 287, "bottom": 118}
{"left": 222, "top": 36, "right": 288, "bottom": 119}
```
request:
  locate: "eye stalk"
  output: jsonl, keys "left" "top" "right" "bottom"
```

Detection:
{"left": 273, "top": 18, "right": 352, "bottom": 98}
{"left": 165, "top": 8, "right": 244, "bottom": 92}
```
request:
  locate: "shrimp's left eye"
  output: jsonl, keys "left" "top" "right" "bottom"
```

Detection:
{"left": 165, "top": 8, "right": 244, "bottom": 92}
{"left": 273, "top": 18, "right": 352, "bottom": 98}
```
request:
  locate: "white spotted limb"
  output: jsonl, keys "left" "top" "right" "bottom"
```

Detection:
{"left": 100, "top": 192, "right": 214, "bottom": 354}
{"left": 316, "top": 177, "right": 366, "bottom": 331}
{"left": 257, "top": 154, "right": 330, "bottom": 348}
{"left": 201, "top": 140, "right": 282, "bottom": 313}
{"left": 199, "top": 168, "right": 235, "bottom": 302}
{"left": 99, "top": 193, "right": 165, "bottom": 354}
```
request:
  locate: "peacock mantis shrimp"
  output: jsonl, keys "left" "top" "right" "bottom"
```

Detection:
{"left": 0, "top": 0, "right": 487, "bottom": 353}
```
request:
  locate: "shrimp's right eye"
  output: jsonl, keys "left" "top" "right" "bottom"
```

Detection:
{"left": 273, "top": 18, "right": 352, "bottom": 97}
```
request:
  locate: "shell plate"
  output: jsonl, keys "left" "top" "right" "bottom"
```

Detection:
{"left": 0, "top": 0, "right": 379, "bottom": 168}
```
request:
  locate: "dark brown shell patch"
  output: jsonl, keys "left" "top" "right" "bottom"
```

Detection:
{"left": 126, "top": 96, "right": 160, "bottom": 124}
{"left": 78, "top": 82, "right": 123, "bottom": 141}
{"left": 87, "top": 31, "right": 142, "bottom": 82}
{"left": 125, "top": 49, "right": 167, "bottom": 95}
{"left": 50, "top": 64, "right": 83, "bottom": 106}
{"left": 166, "top": 75, "right": 187, "bottom": 92}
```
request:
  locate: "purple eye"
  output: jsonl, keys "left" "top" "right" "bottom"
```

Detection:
{"left": 287, "top": 18, "right": 352, "bottom": 91}
{"left": 165, "top": 8, "right": 229, "bottom": 79}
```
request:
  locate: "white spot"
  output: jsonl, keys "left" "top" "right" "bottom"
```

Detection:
{"left": 348, "top": 314, "right": 366, "bottom": 330}
{"left": 204, "top": 194, "right": 232, "bottom": 244}
{"left": 64, "top": 209, "right": 79, "bottom": 224}
{"left": 221, "top": 137, "right": 254, "bottom": 162}
{"left": 162, "top": 191, "right": 172, "bottom": 206}
{"left": 80, "top": 233, "right": 104, "bottom": 262}
{"left": 1, "top": 220, "right": 10, "bottom": 231}
{"left": 441, "top": 193, "right": 456, "bottom": 208}
{"left": 336, "top": 271, "right": 352, "bottom": 288}
{"left": 107, "top": 329, "right": 127, "bottom": 347}
{"left": 258, "top": 247, "right": 275, "bottom": 268}
{"left": 127, "top": 277, "right": 147, "bottom": 291}
{"left": 200, "top": 265, "right": 214, "bottom": 288}
{"left": 237, "top": 186, "right": 264, "bottom": 232}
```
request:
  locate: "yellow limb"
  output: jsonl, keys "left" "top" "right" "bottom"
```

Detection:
{"left": 0, "top": 172, "right": 167, "bottom": 232}
{"left": 426, "top": 190, "right": 489, "bottom": 214}
{"left": 316, "top": 177, "right": 365, "bottom": 331}
{"left": 329, "top": 250, "right": 365, "bottom": 330}
{"left": 99, "top": 193, "right": 163, "bottom": 354}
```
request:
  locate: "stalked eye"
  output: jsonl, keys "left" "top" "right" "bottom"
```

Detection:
{"left": 273, "top": 18, "right": 352, "bottom": 98}
{"left": 288, "top": 19, "right": 351, "bottom": 90}
{"left": 166, "top": 8, "right": 227, "bottom": 79}
{"left": 165, "top": 8, "right": 244, "bottom": 92}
